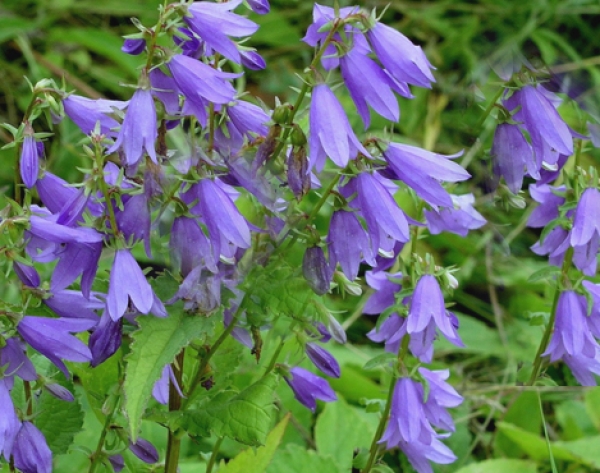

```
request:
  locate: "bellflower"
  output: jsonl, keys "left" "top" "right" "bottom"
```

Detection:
{"left": 302, "top": 246, "right": 332, "bottom": 295}
{"left": 240, "top": 49, "right": 266, "bottom": 70}
{"left": 355, "top": 173, "right": 410, "bottom": 252}
{"left": 170, "top": 216, "right": 216, "bottom": 277}
{"left": 419, "top": 368, "right": 463, "bottom": 431}
{"left": 149, "top": 68, "right": 181, "bottom": 115}
{"left": 306, "top": 343, "right": 340, "bottom": 378}
{"left": 505, "top": 85, "right": 573, "bottom": 171}
{"left": 0, "top": 379, "right": 19, "bottom": 459}
{"left": 543, "top": 291, "right": 600, "bottom": 364}
{"left": 12, "top": 422, "right": 52, "bottom": 473}
{"left": 129, "top": 438, "right": 159, "bottom": 464}
{"left": 303, "top": 4, "right": 363, "bottom": 70}
{"left": 340, "top": 47, "right": 402, "bottom": 128}
{"left": 407, "top": 275, "right": 463, "bottom": 348}
{"left": 185, "top": 0, "right": 258, "bottom": 63}
{"left": 284, "top": 367, "right": 337, "bottom": 411}
{"left": 327, "top": 210, "right": 375, "bottom": 281}
{"left": 168, "top": 54, "right": 240, "bottom": 126}
{"left": 363, "top": 270, "right": 402, "bottom": 315}
{"left": 309, "top": 84, "right": 371, "bottom": 170}
{"left": 17, "top": 316, "right": 95, "bottom": 376}
{"left": 20, "top": 135, "right": 41, "bottom": 189}
{"left": 424, "top": 194, "right": 486, "bottom": 237}
{"left": 63, "top": 94, "right": 128, "bottom": 137}
{"left": 570, "top": 188, "right": 600, "bottom": 247}
{"left": 0, "top": 338, "right": 37, "bottom": 387}
{"left": 491, "top": 122, "right": 532, "bottom": 192}
{"left": 115, "top": 194, "right": 152, "bottom": 256}
{"left": 367, "top": 22, "right": 435, "bottom": 89}
{"left": 108, "top": 87, "right": 157, "bottom": 166}
{"left": 527, "top": 184, "right": 565, "bottom": 228}
{"left": 121, "top": 38, "right": 146, "bottom": 55}
{"left": 106, "top": 249, "right": 156, "bottom": 321}
{"left": 89, "top": 312, "right": 122, "bottom": 367}
{"left": 379, "top": 377, "right": 457, "bottom": 473}
{"left": 152, "top": 365, "right": 184, "bottom": 405}
{"left": 382, "top": 142, "right": 469, "bottom": 208}
{"left": 247, "top": 0, "right": 269, "bottom": 14}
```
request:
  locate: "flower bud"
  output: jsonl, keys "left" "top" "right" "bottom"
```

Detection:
{"left": 302, "top": 246, "right": 331, "bottom": 295}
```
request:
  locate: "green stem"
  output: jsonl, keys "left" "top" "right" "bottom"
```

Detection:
{"left": 23, "top": 380, "right": 33, "bottom": 417}
{"left": 89, "top": 397, "right": 119, "bottom": 473}
{"left": 264, "top": 338, "right": 286, "bottom": 375}
{"left": 164, "top": 350, "right": 185, "bottom": 473}
{"left": 94, "top": 142, "right": 119, "bottom": 236}
{"left": 527, "top": 247, "right": 574, "bottom": 386}
{"left": 205, "top": 437, "right": 224, "bottom": 473}
{"left": 475, "top": 86, "right": 504, "bottom": 129}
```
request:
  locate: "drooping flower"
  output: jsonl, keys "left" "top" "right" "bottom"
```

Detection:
{"left": 63, "top": 95, "right": 127, "bottom": 137}
{"left": 340, "top": 47, "right": 402, "bottom": 128}
{"left": 106, "top": 249, "right": 155, "bottom": 321}
{"left": 121, "top": 38, "right": 146, "bottom": 55}
{"left": 20, "top": 135, "right": 41, "bottom": 189}
{"left": 305, "top": 343, "right": 340, "bottom": 378}
{"left": 12, "top": 422, "right": 52, "bottom": 473}
{"left": 0, "top": 379, "right": 19, "bottom": 459}
{"left": 570, "top": 188, "right": 600, "bottom": 247}
{"left": 185, "top": 0, "right": 258, "bottom": 63}
{"left": 309, "top": 84, "right": 371, "bottom": 171}
{"left": 418, "top": 368, "right": 463, "bottom": 431}
{"left": 491, "top": 122, "right": 532, "bottom": 193}
{"left": 115, "top": 194, "right": 152, "bottom": 256}
{"left": 382, "top": 142, "right": 469, "bottom": 208}
{"left": 246, "top": 0, "right": 269, "bottom": 14}
{"left": 170, "top": 216, "right": 216, "bottom": 277}
{"left": 366, "top": 22, "right": 435, "bottom": 89}
{"left": 379, "top": 377, "right": 457, "bottom": 473}
{"left": 407, "top": 275, "right": 463, "bottom": 349}
{"left": 284, "top": 367, "right": 337, "bottom": 411}
{"left": 527, "top": 184, "right": 566, "bottom": 228}
{"left": 168, "top": 54, "right": 240, "bottom": 126}
{"left": 129, "top": 438, "right": 159, "bottom": 464}
{"left": 149, "top": 68, "right": 181, "bottom": 115}
{"left": 327, "top": 210, "right": 375, "bottom": 281}
{"left": 240, "top": 48, "right": 266, "bottom": 70}
{"left": 302, "top": 246, "right": 332, "bottom": 295}
{"left": 152, "top": 365, "right": 184, "bottom": 405}
{"left": 89, "top": 311, "right": 122, "bottom": 367}
{"left": 355, "top": 173, "right": 410, "bottom": 252}
{"left": 108, "top": 87, "right": 157, "bottom": 166}
{"left": 424, "top": 194, "right": 486, "bottom": 237}
{"left": 17, "top": 316, "right": 95, "bottom": 375}
{"left": 543, "top": 291, "right": 600, "bottom": 364}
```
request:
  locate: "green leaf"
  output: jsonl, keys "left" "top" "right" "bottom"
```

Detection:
{"left": 527, "top": 265, "right": 561, "bottom": 283}
{"left": 555, "top": 436, "right": 600, "bottom": 468}
{"left": 36, "top": 385, "right": 85, "bottom": 455}
{"left": 184, "top": 374, "right": 279, "bottom": 446}
{"left": 362, "top": 353, "right": 397, "bottom": 371}
{"left": 218, "top": 415, "right": 289, "bottom": 473}
{"left": 267, "top": 444, "right": 343, "bottom": 473}
{"left": 455, "top": 459, "right": 537, "bottom": 473}
{"left": 584, "top": 387, "right": 600, "bottom": 432}
{"left": 328, "top": 365, "right": 384, "bottom": 403}
{"left": 315, "top": 398, "right": 377, "bottom": 471}
{"left": 124, "top": 308, "right": 212, "bottom": 440}
{"left": 496, "top": 422, "right": 576, "bottom": 462}
{"left": 494, "top": 392, "right": 542, "bottom": 457}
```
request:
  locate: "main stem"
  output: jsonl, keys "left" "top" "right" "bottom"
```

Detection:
{"left": 164, "top": 350, "right": 185, "bottom": 473}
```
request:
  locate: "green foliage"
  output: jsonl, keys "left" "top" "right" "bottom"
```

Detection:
{"left": 124, "top": 302, "right": 213, "bottom": 440}
{"left": 183, "top": 374, "right": 279, "bottom": 446}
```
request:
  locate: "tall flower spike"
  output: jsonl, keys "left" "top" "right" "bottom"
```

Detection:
{"left": 108, "top": 87, "right": 157, "bottom": 166}
{"left": 309, "top": 84, "right": 371, "bottom": 171}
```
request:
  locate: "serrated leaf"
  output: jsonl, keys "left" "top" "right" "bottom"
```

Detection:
{"left": 362, "top": 353, "right": 397, "bottom": 371}
{"left": 314, "top": 399, "right": 377, "bottom": 471}
{"left": 184, "top": 374, "right": 278, "bottom": 446}
{"left": 218, "top": 415, "right": 289, "bottom": 473}
{"left": 124, "top": 309, "right": 212, "bottom": 440}
{"left": 267, "top": 444, "right": 343, "bottom": 473}
{"left": 455, "top": 459, "right": 537, "bottom": 473}
{"left": 36, "top": 385, "right": 84, "bottom": 455}
{"left": 527, "top": 266, "right": 561, "bottom": 283}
